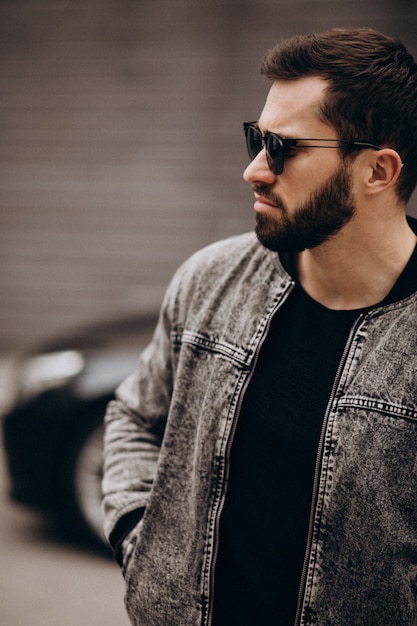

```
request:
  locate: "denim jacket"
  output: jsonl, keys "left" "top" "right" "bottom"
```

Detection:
{"left": 102, "top": 231, "right": 417, "bottom": 626}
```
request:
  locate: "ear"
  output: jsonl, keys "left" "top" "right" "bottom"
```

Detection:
{"left": 366, "top": 149, "right": 404, "bottom": 195}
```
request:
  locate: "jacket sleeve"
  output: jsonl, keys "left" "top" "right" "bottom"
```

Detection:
{"left": 101, "top": 234, "right": 251, "bottom": 545}
{"left": 101, "top": 285, "right": 176, "bottom": 544}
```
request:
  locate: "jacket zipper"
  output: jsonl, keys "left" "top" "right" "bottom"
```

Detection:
{"left": 204, "top": 281, "right": 295, "bottom": 626}
{"left": 293, "top": 313, "right": 365, "bottom": 626}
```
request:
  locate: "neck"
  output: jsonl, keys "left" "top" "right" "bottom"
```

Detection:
{"left": 295, "top": 214, "right": 416, "bottom": 310}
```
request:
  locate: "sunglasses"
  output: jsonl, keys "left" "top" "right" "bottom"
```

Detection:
{"left": 243, "top": 122, "right": 382, "bottom": 175}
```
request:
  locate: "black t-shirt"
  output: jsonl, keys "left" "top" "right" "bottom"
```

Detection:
{"left": 212, "top": 245, "right": 417, "bottom": 625}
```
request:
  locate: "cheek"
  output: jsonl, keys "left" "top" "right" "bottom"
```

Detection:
{"left": 273, "top": 171, "right": 316, "bottom": 210}
{"left": 279, "top": 155, "right": 343, "bottom": 204}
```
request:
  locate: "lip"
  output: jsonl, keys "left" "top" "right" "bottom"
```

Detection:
{"left": 253, "top": 194, "right": 278, "bottom": 211}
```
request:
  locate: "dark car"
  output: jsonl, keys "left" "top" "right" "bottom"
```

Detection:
{"left": 2, "top": 313, "right": 158, "bottom": 550}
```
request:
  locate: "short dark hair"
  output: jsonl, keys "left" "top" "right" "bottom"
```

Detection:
{"left": 260, "top": 28, "right": 417, "bottom": 202}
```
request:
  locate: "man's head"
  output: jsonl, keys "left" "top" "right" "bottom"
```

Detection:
{"left": 260, "top": 27, "right": 417, "bottom": 204}
{"left": 244, "top": 28, "right": 417, "bottom": 252}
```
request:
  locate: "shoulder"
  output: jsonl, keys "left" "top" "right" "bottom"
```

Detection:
{"left": 178, "top": 231, "right": 270, "bottom": 278}
{"left": 163, "top": 232, "right": 286, "bottom": 312}
{"left": 189, "top": 231, "right": 260, "bottom": 260}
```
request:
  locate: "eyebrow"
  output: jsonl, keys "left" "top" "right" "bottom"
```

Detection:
{"left": 255, "top": 122, "right": 334, "bottom": 141}
{"left": 254, "top": 123, "right": 340, "bottom": 143}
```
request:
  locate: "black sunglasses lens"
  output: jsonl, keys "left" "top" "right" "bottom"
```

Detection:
{"left": 245, "top": 125, "right": 263, "bottom": 160}
{"left": 265, "top": 134, "right": 284, "bottom": 175}
{"left": 244, "top": 124, "right": 284, "bottom": 174}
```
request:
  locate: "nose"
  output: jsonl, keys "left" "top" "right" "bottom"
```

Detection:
{"left": 243, "top": 149, "right": 276, "bottom": 185}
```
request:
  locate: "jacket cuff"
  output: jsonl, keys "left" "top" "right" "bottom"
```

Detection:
{"left": 109, "top": 508, "right": 145, "bottom": 567}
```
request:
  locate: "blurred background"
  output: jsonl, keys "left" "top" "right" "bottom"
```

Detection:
{"left": 2, "top": 1, "right": 417, "bottom": 624}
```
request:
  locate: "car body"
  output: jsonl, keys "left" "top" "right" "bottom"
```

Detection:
{"left": 2, "top": 313, "right": 158, "bottom": 551}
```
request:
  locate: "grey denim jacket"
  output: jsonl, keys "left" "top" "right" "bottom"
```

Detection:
{"left": 102, "top": 231, "right": 417, "bottom": 626}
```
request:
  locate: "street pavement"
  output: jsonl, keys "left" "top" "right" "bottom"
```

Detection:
{"left": 0, "top": 436, "right": 130, "bottom": 626}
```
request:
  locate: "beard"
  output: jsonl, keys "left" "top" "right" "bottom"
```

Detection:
{"left": 254, "top": 163, "right": 356, "bottom": 252}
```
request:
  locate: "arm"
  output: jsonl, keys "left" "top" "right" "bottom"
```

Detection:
{"left": 101, "top": 235, "right": 237, "bottom": 555}
{"left": 101, "top": 301, "right": 174, "bottom": 553}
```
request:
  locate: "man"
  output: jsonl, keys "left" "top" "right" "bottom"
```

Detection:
{"left": 102, "top": 28, "right": 417, "bottom": 625}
